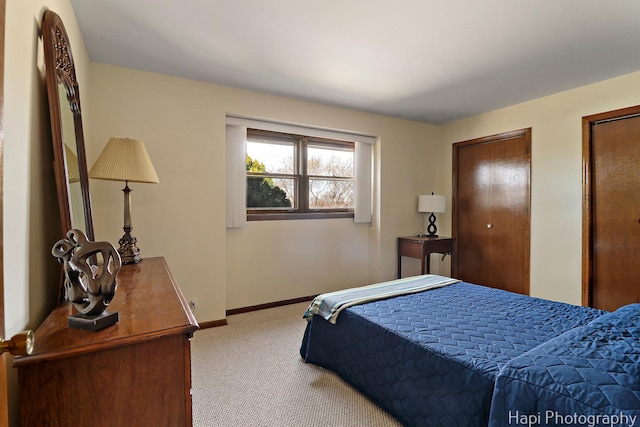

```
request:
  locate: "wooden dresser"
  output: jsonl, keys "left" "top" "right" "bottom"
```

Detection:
{"left": 14, "top": 257, "right": 199, "bottom": 426}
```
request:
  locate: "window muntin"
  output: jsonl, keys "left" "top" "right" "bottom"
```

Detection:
{"left": 246, "top": 129, "right": 354, "bottom": 218}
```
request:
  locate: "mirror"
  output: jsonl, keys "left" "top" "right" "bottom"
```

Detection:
{"left": 41, "top": 10, "right": 94, "bottom": 241}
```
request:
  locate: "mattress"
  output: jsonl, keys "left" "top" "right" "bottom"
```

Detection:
{"left": 300, "top": 282, "right": 606, "bottom": 426}
{"left": 489, "top": 303, "right": 640, "bottom": 427}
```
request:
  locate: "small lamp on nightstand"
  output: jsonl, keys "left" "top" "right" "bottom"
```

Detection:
{"left": 89, "top": 137, "right": 159, "bottom": 264}
{"left": 418, "top": 193, "right": 446, "bottom": 237}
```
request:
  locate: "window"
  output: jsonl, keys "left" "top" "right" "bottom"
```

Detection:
{"left": 246, "top": 129, "right": 355, "bottom": 220}
{"left": 225, "top": 116, "right": 374, "bottom": 227}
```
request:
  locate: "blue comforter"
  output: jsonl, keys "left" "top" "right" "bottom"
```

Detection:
{"left": 489, "top": 304, "right": 640, "bottom": 427}
{"left": 300, "top": 282, "right": 606, "bottom": 426}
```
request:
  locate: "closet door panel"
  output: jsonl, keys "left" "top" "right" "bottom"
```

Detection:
{"left": 455, "top": 141, "right": 495, "bottom": 287}
{"left": 488, "top": 137, "right": 530, "bottom": 293}
{"left": 453, "top": 129, "right": 531, "bottom": 295}
{"left": 591, "top": 115, "right": 640, "bottom": 311}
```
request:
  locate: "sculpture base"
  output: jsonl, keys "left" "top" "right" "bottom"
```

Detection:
{"left": 68, "top": 311, "right": 119, "bottom": 332}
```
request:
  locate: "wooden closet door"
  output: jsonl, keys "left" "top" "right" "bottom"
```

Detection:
{"left": 584, "top": 107, "right": 640, "bottom": 311}
{"left": 453, "top": 129, "right": 531, "bottom": 295}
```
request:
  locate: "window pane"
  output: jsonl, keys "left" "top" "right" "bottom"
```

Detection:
{"left": 271, "top": 177, "right": 296, "bottom": 207}
{"left": 307, "top": 145, "right": 354, "bottom": 177}
{"left": 246, "top": 141, "right": 294, "bottom": 174}
{"left": 247, "top": 177, "right": 295, "bottom": 209}
{"left": 309, "top": 179, "right": 354, "bottom": 209}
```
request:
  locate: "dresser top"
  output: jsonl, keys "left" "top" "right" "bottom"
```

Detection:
{"left": 14, "top": 257, "right": 199, "bottom": 366}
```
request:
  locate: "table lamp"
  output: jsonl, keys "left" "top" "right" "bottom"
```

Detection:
{"left": 89, "top": 137, "right": 159, "bottom": 264}
{"left": 418, "top": 193, "right": 446, "bottom": 237}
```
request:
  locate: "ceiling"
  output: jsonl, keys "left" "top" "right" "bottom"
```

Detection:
{"left": 70, "top": 0, "right": 640, "bottom": 124}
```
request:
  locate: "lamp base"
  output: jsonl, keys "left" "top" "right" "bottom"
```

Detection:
{"left": 118, "top": 230, "right": 142, "bottom": 264}
{"left": 426, "top": 212, "right": 439, "bottom": 237}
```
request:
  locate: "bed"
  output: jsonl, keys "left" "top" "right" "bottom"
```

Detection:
{"left": 299, "top": 275, "right": 640, "bottom": 427}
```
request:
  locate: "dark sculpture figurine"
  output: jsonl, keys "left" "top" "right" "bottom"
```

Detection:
{"left": 52, "top": 229, "right": 122, "bottom": 331}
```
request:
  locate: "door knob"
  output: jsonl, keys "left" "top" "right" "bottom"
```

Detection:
{"left": 0, "top": 330, "right": 35, "bottom": 356}
{"left": 487, "top": 223, "right": 493, "bottom": 229}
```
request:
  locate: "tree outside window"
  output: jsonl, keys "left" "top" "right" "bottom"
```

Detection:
{"left": 246, "top": 156, "right": 291, "bottom": 208}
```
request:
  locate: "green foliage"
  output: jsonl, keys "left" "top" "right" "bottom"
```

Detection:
{"left": 246, "top": 156, "right": 291, "bottom": 208}
{"left": 246, "top": 156, "right": 266, "bottom": 173}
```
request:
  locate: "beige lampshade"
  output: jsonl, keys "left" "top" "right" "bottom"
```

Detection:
{"left": 418, "top": 194, "right": 446, "bottom": 213}
{"left": 89, "top": 137, "right": 159, "bottom": 183}
{"left": 64, "top": 144, "right": 80, "bottom": 183}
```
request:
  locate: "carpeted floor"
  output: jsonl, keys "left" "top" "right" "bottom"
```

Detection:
{"left": 191, "top": 302, "right": 402, "bottom": 426}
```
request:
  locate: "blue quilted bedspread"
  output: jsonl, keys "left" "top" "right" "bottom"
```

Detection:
{"left": 489, "top": 303, "right": 640, "bottom": 427}
{"left": 300, "top": 282, "right": 606, "bottom": 427}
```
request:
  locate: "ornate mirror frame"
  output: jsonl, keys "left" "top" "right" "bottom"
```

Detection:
{"left": 41, "top": 10, "right": 94, "bottom": 241}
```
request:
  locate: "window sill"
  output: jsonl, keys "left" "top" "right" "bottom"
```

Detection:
{"left": 247, "top": 212, "right": 354, "bottom": 221}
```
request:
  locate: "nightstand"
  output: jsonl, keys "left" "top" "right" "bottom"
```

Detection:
{"left": 397, "top": 236, "right": 455, "bottom": 278}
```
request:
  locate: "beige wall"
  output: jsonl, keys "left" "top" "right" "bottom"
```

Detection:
{"left": 5, "top": 0, "right": 91, "bottom": 333}
{"left": 5, "top": 0, "right": 640, "bottom": 329}
{"left": 87, "top": 63, "right": 441, "bottom": 321}
{"left": 83, "top": 63, "right": 640, "bottom": 321}
{"left": 4, "top": 0, "right": 90, "bottom": 423}
{"left": 440, "top": 70, "right": 640, "bottom": 305}
{"left": 3, "top": 2, "right": 640, "bottom": 422}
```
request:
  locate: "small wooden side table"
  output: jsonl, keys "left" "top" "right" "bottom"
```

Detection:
{"left": 397, "top": 236, "right": 455, "bottom": 278}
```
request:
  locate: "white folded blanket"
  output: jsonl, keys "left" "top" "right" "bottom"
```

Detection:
{"left": 303, "top": 274, "right": 460, "bottom": 324}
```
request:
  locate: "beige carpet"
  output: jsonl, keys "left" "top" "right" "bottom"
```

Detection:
{"left": 191, "top": 302, "right": 402, "bottom": 427}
